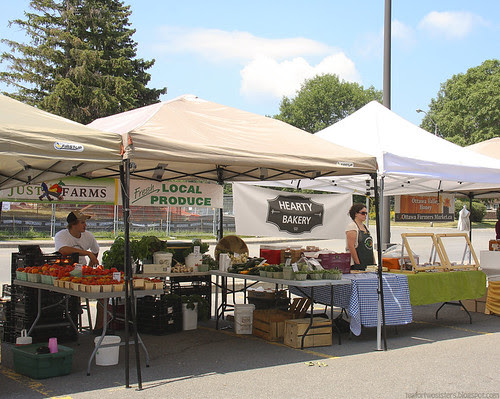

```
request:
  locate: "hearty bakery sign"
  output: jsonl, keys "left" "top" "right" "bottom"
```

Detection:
{"left": 233, "top": 183, "right": 351, "bottom": 239}
{"left": 266, "top": 194, "right": 323, "bottom": 234}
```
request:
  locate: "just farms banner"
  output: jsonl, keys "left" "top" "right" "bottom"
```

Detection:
{"left": 126, "top": 180, "right": 223, "bottom": 208}
{"left": 395, "top": 194, "right": 455, "bottom": 222}
{"left": 233, "top": 183, "right": 352, "bottom": 239}
{"left": 0, "top": 177, "right": 117, "bottom": 204}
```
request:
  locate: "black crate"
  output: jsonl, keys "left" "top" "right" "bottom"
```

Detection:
{"left": 136, "top": 295, "right": 182, "bottom": 334}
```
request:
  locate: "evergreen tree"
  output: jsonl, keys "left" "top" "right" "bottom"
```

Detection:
{"left": 0, "top": 0, "right": 166, "bottom": 124}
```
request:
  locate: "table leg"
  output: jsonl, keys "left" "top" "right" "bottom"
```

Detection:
{"left": 301, "top": 286, "right": 315, "bottom": 350}
{"left": 27, "top": 288, "right": 42, "bottom": 336}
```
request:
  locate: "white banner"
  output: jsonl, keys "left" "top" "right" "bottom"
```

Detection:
{"left": 0, "top": 177, "right": 117, "bottom": 204}
{"left": 233, "top": 183, "right": 352, "bottom": 239}
{"left": 127, "top": 180, "right": 223, "bottom": 208}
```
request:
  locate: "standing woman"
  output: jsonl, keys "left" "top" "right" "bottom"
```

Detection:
{"left": 346, "top": 203, "right": 375, "bottom": 270}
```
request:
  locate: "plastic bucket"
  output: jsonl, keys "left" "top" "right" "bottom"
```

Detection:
{"left": 153, "top": 252, "right": 173, "bottom": 266}
{"left": 234, "top": 304, "right": 255, "bottom": 334}
{"left": 94, "top": 335, "right": 121, "bottom": 366}
{"left": 182, "top": 303, "right": 198, "bottom": 330}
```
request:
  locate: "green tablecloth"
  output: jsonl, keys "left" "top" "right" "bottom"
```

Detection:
{"left": 405, "top": 270, "right": 487, "bottom": 306}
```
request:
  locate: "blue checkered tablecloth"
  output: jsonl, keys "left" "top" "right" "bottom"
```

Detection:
{"left": 289, "top": 273, "right": 412, "bottom": 336}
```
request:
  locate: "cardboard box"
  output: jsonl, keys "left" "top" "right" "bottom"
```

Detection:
{"left": 13, "top": 344, "right": 73, "bottom": 379}
{"left": 284, "top": 318, "right": 332, "bottom": 349}
{"left": 143, "top": 264, "right": 171, "bottom": 274}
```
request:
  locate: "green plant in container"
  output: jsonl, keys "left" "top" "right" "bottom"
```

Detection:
{"left": 324, "top": 268, "right": 342, "bottom": 280}
{"left": 181, "top": 294, "right": 210, "bottom": 321}
{"left": 294, "top": 270, "right": 308, "bottom": 281}
{"left": 308, "top": 270, "right": 324, "bottom": 280}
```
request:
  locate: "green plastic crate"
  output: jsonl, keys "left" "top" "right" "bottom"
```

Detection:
{"left": 13, "top": 343, "right": 74, "bottom": 379}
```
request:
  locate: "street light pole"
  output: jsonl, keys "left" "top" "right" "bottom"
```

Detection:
{"left": 416, "top": 108, "right": 439, "bottom": 136}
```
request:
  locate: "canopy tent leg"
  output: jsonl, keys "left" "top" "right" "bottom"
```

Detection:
{"left": 373, "top": 173, "right": 387, "bottom": 351}
{"left": 120, "top": 160, "right": 143, "bottom": 390}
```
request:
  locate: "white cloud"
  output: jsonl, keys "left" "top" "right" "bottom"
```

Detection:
{"left": 392, "top": 20, "right": 416, "bottom": 47}
{"left": 154, "top": 27, "right": 334, "bottom": 62}
{"left": 418, "top": 11, "right": 487, "bottom": 39}
{"left": 240, "top": 53, "right": 360, "bottom": 100}
{"left": 355, "top": 19, "right": 415, "bottom": 58}
{"left": 153, "top": 26, "right": 361, "bottom": 101}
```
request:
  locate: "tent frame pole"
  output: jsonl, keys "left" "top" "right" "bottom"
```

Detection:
{"left": 373, "top": 173, "right": 387, "bottom": 351}
{"left": 120, "top": 160, "right": 143, "bottom": 389}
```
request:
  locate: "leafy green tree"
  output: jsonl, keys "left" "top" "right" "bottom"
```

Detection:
{"left": 273, "top": 74, "right": 382, "bottom": 133}
{"left": 421, "top": 59, "right": 500, "bottom": 146}
{"left": 0, "top": 0, "right": 166, "bottom": 124}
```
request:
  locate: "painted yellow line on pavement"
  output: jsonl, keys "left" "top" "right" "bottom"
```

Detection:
{"left": 0, "top": 365, "right": 55, "bottom": 397}
{"left": 413, "top": 320, "right": 493, "bottom": 335}
{"left": 201, "top": 326, "right": 339, "bottom": 360}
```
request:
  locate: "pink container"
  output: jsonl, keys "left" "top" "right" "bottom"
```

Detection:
{"left": 318, "top": 253, "right": 351, "bottom": 274}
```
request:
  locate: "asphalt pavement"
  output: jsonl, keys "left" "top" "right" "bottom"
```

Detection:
{"left": 1, "top": 226, "right": 499, "bottom": 398}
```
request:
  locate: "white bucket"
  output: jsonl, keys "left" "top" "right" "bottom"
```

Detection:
{"left": 153, "top": 251, "right": 173, "bottom": 266}
{"left": 182, "top": 303, "right": 198, "bottom": 330}
{"left": 94, "top": 335, "right": 121, "bottom": 366}
{"left": 234, "top": 304, "right": 255, "bottom": 334}
{"left": 185, "top": 253, "right": 203, "bottom": 271}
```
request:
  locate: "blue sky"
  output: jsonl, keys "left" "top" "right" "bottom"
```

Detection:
{"left": 1, "top": 0, "right": 499, "bottom": 126}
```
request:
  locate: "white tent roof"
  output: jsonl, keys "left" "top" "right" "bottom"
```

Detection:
{"left": 0, "top": 94, "right": 123, "bottom": 190}
{"left": 249, "top": 102, "right": 500, "bottom": 196}
{"left": 88, "top": 94, "right": 377, "bottom": 182}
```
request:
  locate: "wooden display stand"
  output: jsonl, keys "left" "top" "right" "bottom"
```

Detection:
{"left": 435, "top": 233, "right": 479, "bottom": 271}
{"left": 400, "top": 233, "right": 448, "bottom": 273}
{"left": 400, "top": 232, "right": 479, "bottom": 273}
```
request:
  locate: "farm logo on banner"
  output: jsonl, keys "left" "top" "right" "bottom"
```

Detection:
{"left": 395, "top": 194, "right": 455, "bottom": 222}
{"left": 128, "top": 180, "right": 223, "bottom": 208}
{"left": 233, "top": 183, "right": 352, "bottom": 239}
{"left": 0, "top": 177, "right": 116, "bottom": 204}
{"left": 266, "top": 194, "right": 323, "bottom": 234}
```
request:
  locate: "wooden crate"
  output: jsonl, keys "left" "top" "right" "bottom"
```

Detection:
{"left": 252, "top": 298, "right": 311, "bottom": 341}
{"left": 252, "top": 309, "right": 291, "bottom": 341}
{"left": 284, "top": 317, "right": 332, "bottom": 349}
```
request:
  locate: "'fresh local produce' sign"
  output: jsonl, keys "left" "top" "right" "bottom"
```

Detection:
{"left": 127, "top": 180, "right": 223, "bottom": 208}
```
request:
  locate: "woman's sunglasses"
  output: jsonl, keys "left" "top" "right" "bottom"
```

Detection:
{"left": 358, "top": 211, "right": 368, "bottom": 215}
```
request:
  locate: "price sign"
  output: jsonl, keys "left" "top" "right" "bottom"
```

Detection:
{"left": 292, "top": 262, "right": 298, "bottom": 272}
{"left": 113, "top": 272, "right": 121, "bottom": 282}
{"left": 193, "top": 246, "right": 200, "bottom": 255}
{"left": 74, "top": 264, "right": 83, "bottom": 271}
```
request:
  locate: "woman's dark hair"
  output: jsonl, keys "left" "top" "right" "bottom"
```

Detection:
{"left": 348, "top": 203, "right": 366, "bottom": 220}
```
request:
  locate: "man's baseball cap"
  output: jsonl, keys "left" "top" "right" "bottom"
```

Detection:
{"left": 67, "top": 210, "right": 91, "bottom": 223}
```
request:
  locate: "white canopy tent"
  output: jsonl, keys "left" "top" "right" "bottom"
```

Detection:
{"left": 248, "top": 102, "right": 500, "bottom": 196}
{"left": 0, "top": 94, "right": 123, "bottom": 190}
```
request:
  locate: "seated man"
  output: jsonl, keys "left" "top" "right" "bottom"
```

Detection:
{"left": 55, "top": 210, "right": 103, "bottom": 332}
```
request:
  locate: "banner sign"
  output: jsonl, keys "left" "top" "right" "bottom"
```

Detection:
{"left": 0, "top": 177, "right": 117, "bottom": 204}
{"left": 127, "top": 180, "right": 223, "bottom": 208}
{"left": 233, "top": 183, "right": 352, "bottom": 239}
{"left": 395, "top": 194, "right": 455, "bottom": 222}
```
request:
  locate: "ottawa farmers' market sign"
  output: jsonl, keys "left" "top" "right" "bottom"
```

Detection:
{"left": 127, "top": 180, "right": 223, "bottom": 208}
{"left": 394, "top": 194, "right": 455, "bottom": 222}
